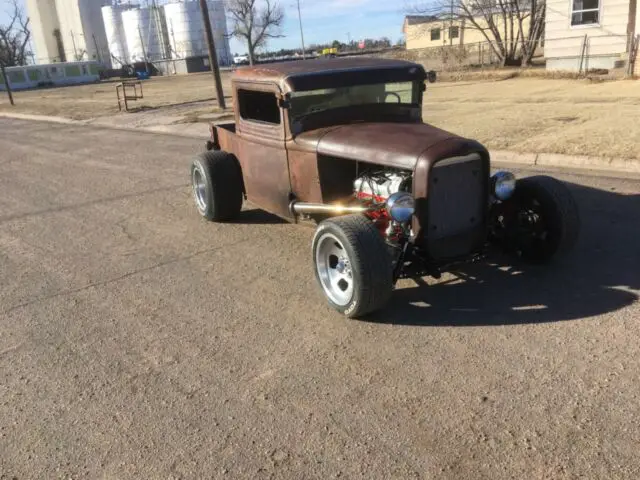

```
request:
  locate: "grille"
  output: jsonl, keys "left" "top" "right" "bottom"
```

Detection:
{"left": 425, "top": 154, "right": 486, "bottom": 259}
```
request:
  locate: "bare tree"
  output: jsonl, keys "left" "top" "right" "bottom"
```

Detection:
{"left": 227, "top": 0, "right": 284, "bottom": 65}
{"left": 409, "top": 0, "right": 544, "bottom": 66}
{"left": 0, "top": 0, "right": 31, "bottom": 67}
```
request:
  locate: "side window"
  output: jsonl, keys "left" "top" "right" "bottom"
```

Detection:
{"left": 238, "top": 89, "right": 281, "bottom": 125}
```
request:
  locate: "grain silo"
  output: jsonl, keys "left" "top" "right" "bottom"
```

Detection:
{"left": 54, "top": 0, "right": 111, "bottom": 64}
{"left": 101, "top": 4, "right": 132, "bottom": 66}
{"left": 163, "top": 0, "right": 230, "bottom": 64}
{"left": 122, "top": 5, "right": 170, "bottom": 63}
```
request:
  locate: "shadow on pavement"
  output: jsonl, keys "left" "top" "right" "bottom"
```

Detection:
{"left": 236, "top": 208, "right": 287, "bottom": 224}
{"left": 368, "top": 181, "right": 640, "bottom": 326}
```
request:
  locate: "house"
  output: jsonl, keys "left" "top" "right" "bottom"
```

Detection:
{"left": 402, "top": 14, "right": 530, "bottom": 51}
{"left": 545, "top": 0, "right": 640, "bottom": 73}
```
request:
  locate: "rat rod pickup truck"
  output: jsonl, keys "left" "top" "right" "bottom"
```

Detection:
{"left": 190, "top": 58, "right": 580, "bottom": 318}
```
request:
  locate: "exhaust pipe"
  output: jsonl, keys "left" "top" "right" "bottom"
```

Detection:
{"left": 290, "top": 201, "right": 371, "bottom": 216}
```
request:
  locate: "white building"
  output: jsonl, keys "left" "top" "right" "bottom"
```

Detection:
{"left": 545, "top": 0, "right": 640, "bottom": 73}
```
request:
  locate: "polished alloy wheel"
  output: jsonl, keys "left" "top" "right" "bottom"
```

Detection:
{"left": 192, "top": 167, "right": 207, "bottom": 213}
{"left": 315, "top": 232, "right": 354, "bottom": 306}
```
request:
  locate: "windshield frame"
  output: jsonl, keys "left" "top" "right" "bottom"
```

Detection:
{"left": 286, "top": 79, "right": 424, "bottom": 136}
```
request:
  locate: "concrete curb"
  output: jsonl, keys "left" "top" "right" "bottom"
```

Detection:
{"left": 3, "top": 111, "right": 640, "bottom": 174}
{"left": 491, "top": 150, "right": 640, "bottom": 174}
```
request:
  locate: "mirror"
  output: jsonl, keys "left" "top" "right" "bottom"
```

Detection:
{"left": 427, "top": 70, "right": 437, "bottom": 83}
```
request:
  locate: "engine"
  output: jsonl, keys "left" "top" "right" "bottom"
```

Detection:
{"left": 353, "top": 170, "right": 412, "bottom": 204}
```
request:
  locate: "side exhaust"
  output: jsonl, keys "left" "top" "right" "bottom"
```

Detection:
{"left": 290, "top": 201, "right": 370, "bottom": 216}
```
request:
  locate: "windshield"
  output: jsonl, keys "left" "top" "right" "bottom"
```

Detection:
{"left": 288, "top": 81, "right": 417, "bottom": 125}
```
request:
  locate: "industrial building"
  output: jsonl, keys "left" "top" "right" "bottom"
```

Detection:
{"left": 26, "top": 0, "right": 231, "bottom": 70}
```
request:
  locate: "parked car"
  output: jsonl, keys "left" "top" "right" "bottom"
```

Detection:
{"left": 189, "top": 58, "right": 580, "bottom": 318}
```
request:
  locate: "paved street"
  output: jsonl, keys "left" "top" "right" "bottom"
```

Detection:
{"left": 1, "top": 118, "right": 639, "bottom": 479}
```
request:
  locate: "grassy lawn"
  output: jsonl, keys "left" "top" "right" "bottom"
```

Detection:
{"left": 0, "top": 72, "right": 234, "bottom": 120}
{"left": 425, "top": 77, "right": 640, "bottom": 159}
{"left": 1, "top": 71, "right": 639, "bottom": 159}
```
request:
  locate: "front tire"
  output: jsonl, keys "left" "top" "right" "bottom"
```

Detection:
{"left": 190, "top": 151, "right": 243, "bottom": 221}
{"left": 505, "top": 175, "right": 580, "bottom": 264}
{"left": 312, "top": 215, "right": 393, "bottom": 318}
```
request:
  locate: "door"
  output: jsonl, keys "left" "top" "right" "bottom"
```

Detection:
{"left": 236, "top": 83, "right": 292, "bottom": 218}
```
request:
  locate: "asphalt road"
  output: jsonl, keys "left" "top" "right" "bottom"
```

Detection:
{"left": 1, "top": 118, "right": 639, "bottom": 479}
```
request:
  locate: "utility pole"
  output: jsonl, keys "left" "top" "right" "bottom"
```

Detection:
{"left": 92, "top": 34, "right": 102, "bottom": 63}
{"left": 138, "top": 25, "right": 150, "bottom": 74}
{"left": 70, "top": 30, "right": 78, "bottom": 60}
{"left": 199, "top": 0, "right": 226, "bottom": 109}
{"left": 1, "top": 63, "right": 15, "bottom": 106}
{"left": 296, "top": 0, "right": 306, "bottom": 59}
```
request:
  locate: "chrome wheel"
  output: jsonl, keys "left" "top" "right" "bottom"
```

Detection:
{"left": 315, "top": 232, "right": 354, "bottom": 306}
{"left": 192, "top": 167, "right": 207, "bottom": 213}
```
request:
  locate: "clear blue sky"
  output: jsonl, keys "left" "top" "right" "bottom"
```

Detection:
{"left": 1, "top": 0, "right": 411, "bottom": 58}
{"left": 228, "top": 0, "right": 409, "bottom": 55}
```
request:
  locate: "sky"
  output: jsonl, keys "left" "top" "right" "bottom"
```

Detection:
{"left": 227, "top": 0, "right": 411, "bottom": 55}
{"left": 1, "top": 0, "right": 415, "bottom": 58}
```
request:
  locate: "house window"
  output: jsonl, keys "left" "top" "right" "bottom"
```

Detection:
{"left": 571, "top": 0, "right": 599, "bottom": 25}
{"left": 449, "top": 26, "right": 459, "bottom": 39}
{"left": 431, "top": 28, "right": 441, "bottom": 41}
{"left": 238, "top": 89, "right": 281, "bottom": 125}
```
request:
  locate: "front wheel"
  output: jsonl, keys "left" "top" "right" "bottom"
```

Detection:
{"left": 497, "top": 175, "right": 580, "bottom": 264}
{"left": 312, "top": 215, "right": 393, "bottom": 318}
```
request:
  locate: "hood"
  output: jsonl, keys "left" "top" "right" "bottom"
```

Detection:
{"left": 294, "top": 122, "right": 463, "bottom": 170}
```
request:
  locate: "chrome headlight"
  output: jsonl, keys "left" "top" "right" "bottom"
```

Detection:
{"left": 386, "top": 192, "right": 415, "bottom": 222}
{"left": 492, "top": 171, "right": 516, "bottom": 200}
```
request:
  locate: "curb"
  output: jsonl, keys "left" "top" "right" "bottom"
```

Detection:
{"left": 2, "top": 111, "right": 640, "bottom": 174}
{"left": 490, "top": 150, "right": 640, "bottom": 174}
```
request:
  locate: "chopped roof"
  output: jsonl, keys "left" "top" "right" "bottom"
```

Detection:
{"left": 232, "top": 57, "right": 427, "bottom": 92}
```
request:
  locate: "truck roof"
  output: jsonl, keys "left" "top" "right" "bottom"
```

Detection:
{"left": 232, "top": 57, "right": 427, "bottom": 93}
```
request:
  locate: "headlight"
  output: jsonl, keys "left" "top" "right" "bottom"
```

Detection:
{"left": 492, "top": 171, "right": 516, "bottom": 200}
{"left": 386, "top": 192, "right": 415, "bottom": 222}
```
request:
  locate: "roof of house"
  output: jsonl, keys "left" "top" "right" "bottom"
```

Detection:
{"left": 404, "top": 15, "right": 440, "bottom": 26}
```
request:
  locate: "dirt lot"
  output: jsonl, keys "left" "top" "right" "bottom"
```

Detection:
{"left": 1, "top": 117, "right": 640, "bottom": 479}
{"left": 1, "top": 71, "right": 639, "bottom": 159}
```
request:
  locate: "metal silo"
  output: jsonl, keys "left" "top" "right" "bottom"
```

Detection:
{"left": 101, "top": 4, "right": 131, "bottom": 66}
{"left": 163, "top": 1, "right": 203, "bottom": 58}
{"left": 122, "top": 6, "right": 169, "bottom": 63}
{"left": 162, "top": 0, "right": 231, "bottom": 64}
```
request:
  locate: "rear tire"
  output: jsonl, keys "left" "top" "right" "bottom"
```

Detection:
{"left": 509, "top": 175, "right": 580, "bottom": 264}
{"left": 312, "top": 215, "right": 393, "bottom": 318}
{"left": 190, "top": 151, "right": 243, "bottom": 221}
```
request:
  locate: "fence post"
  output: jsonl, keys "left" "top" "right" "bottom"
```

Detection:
{"left": 578, "top": 34, "right": 588, "bottom": 74}
{"left": 1, "top": 63, "right": 15, "bottom": 106}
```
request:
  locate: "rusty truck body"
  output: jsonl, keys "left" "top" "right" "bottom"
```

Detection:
{"left": 190, "top": 58, "right": 580, "bottom": 318}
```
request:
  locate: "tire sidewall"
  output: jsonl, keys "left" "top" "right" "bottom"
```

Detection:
{"left": 312, "top": 223, "right": 364, "bottom": 317}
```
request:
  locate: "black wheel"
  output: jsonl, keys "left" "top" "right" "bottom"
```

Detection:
{"left": 506, "top": 175, "right": 580, "bottom": 264}
{"left": 190, "top": 151, "right": 243, "bottom": 221}
{"left": 312, "top": 214, "right": 393, "bottom": 318}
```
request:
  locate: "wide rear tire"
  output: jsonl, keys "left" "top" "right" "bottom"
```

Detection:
{"left": 509, "top": 175, "right": 580, "bottom": 264}
{"left": 312, "top": 215, "right": 393, "bottom": 318}
{"left": 190, "top": 151, "right": 243, "bottom": 221}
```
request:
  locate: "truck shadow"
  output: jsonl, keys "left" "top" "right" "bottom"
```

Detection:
{"left": 367, "top": 180, "right": 640, "bottom": 326}
{"left": 236, "top": 208, "right": 287, "bottom": 224}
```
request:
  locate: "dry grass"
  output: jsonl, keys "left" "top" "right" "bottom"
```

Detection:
{"left": 1, "top": 70, "right": 639, "bottom": 159}
{"left": 425, "top": 77, "right": 640, "bottom": 159}
{"left": 0, "top": 72, "right": 234, "bottom": 120}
